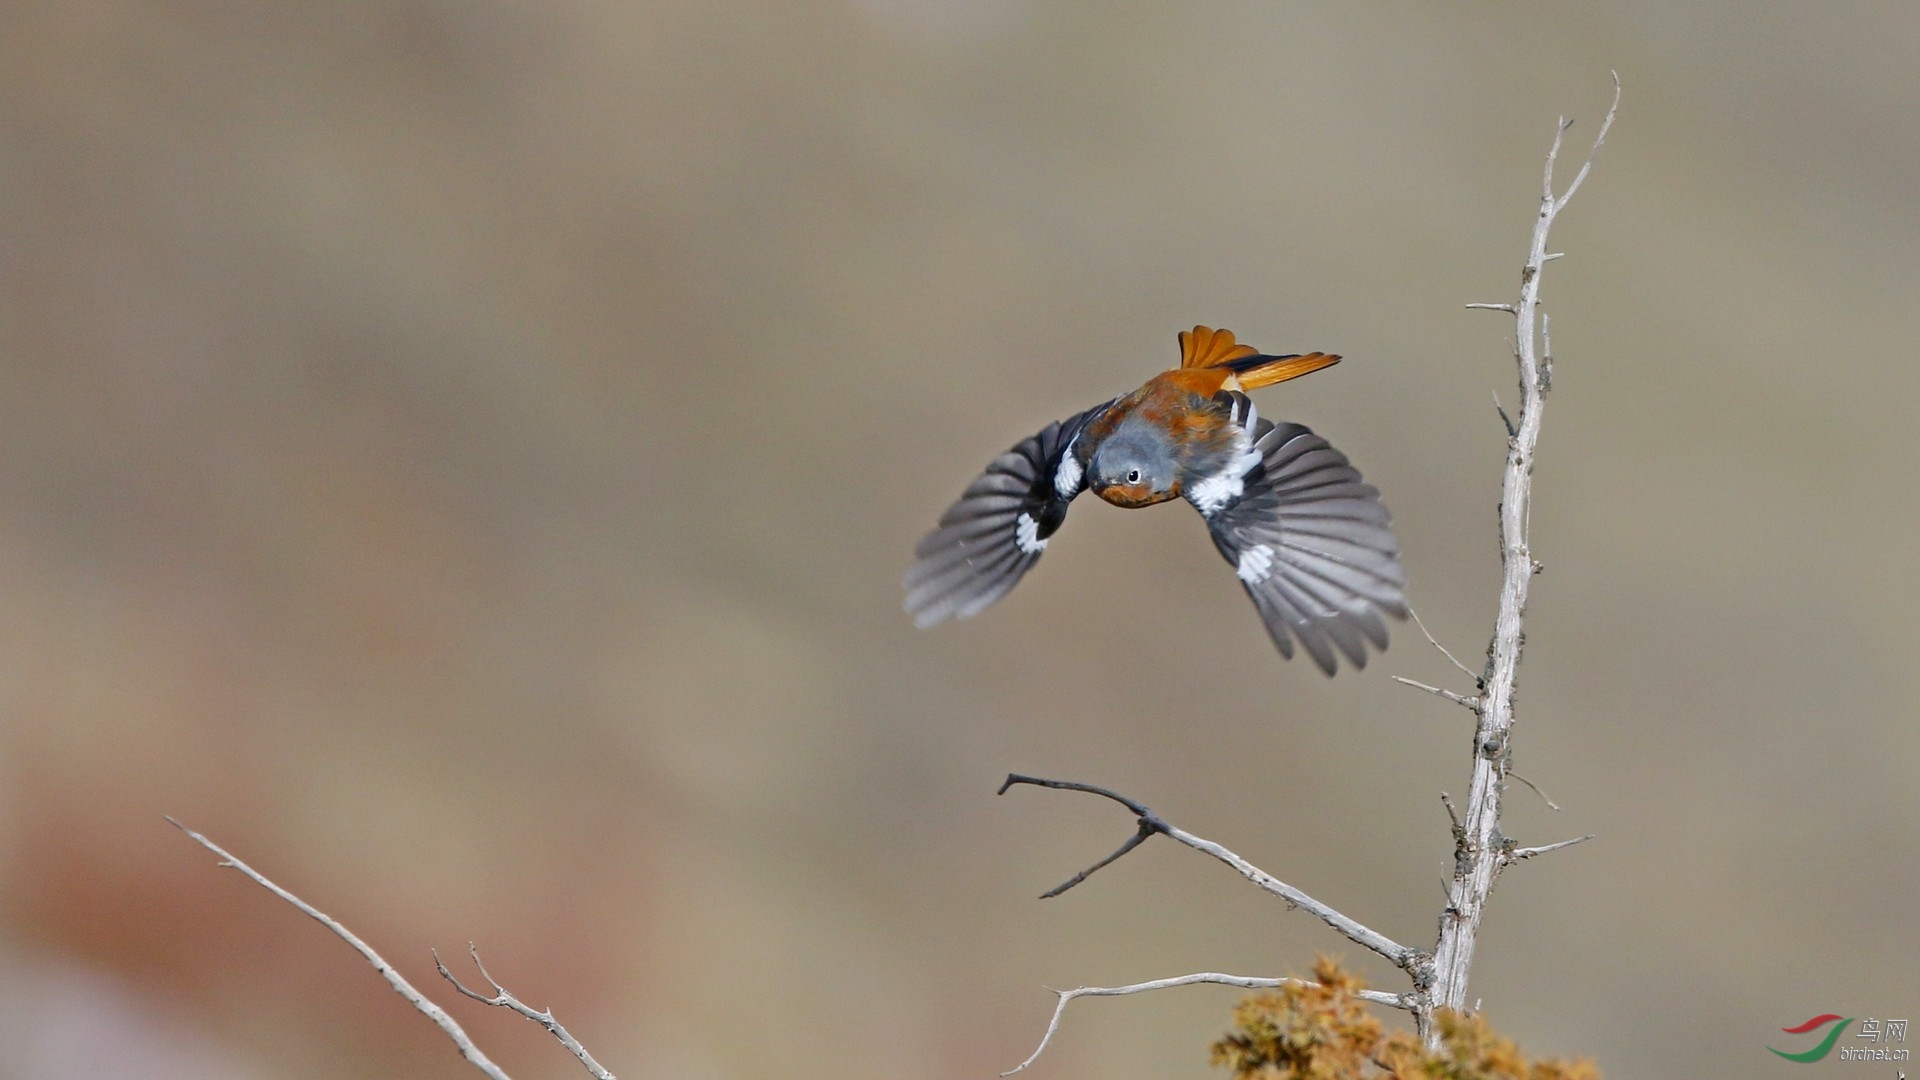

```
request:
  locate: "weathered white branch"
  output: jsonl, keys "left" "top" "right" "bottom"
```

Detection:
{"left": 1422, "top": 74, "right": 1619, "bottom": 1041}
{"left": 1002, "top": 972, "right": 1409, "bottom": 1076}
{"left": 437, "top": 945, "right": 617, "bottom": 1080}
{"left": 167, "top": 818, "right": 515, "bottom": 1080}
{"left": 1000, "top": 775, "right": 1422, "bottom": 971}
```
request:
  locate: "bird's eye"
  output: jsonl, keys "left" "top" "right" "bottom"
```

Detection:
{"left": 1126, "top": 469, "right": 1142, "bottom": 484}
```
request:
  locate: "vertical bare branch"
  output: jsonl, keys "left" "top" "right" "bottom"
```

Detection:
{"left": 1422, "top": 74, "right": 1620, "bottom": 1040}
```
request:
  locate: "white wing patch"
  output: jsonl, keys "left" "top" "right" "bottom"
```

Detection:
{"left": 1189, "top": 447, "right": 1262, "bottom": 516}
{"left": 1053, "top": 452, "right": 1082, "bottom": 498}
{"left": 1014, "top": 512, "right": 1049, "bottom": 554}
{"left": 1188, "top": 412, "right": 1261, "bottom": 516}
{"left": 1236, "top": 543, "right": 1275, "bottom": 584}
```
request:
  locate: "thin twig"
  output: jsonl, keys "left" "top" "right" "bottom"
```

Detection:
{"left": 1439, "top": 793, "right": 1462, "bottom": 834}
{"left": 1464, "top": 303, "right": 1516, "bottom": 313}
{"left": 1000, "top": 775, "right": 1420, "bottom": 971}
{"left": 1492, "top": 390, "right": 1517, "bottom": 438}
{"left": 1039, "top": 822, "right": 1155, "bottom": 898}
{"left": 1406, "top": 606, "right": 1481, "bottom": 686}
{"left": 1551, "top": 72, "right": 1622, "bottom": 214}
{"left": 998, "top": 774, "right": 1158, "bottom": 818}
{"left": 436, "top": 945, "right": 617, "bottom": 1080}
{"left": 1002, "top": 972, "right": 1410, "bottom": 1076}
{"left": 1391, "top": 676, "right": 1481, "bottom": 712}
{"left": 1504, "top": 835, "right": 1594, "bottom": 864}
{"left": 1507, "top": 770, "right": 1562, "bottom": 812}
{"left": 166, "top": 818, "right": 514, "bottom": 1080}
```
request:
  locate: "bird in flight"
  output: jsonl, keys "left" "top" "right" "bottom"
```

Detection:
{"left": 904, "top": 326, "right": 1407, "bottom": 674}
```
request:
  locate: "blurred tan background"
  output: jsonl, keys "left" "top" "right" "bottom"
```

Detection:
{"left": 2, "top": 3, "right": 1917, "bottom": 1078}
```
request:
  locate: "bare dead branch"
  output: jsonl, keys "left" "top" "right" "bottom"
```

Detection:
{"left": 435, "top": 945, "right": 616, "bottom": 1080}
{"left": 1002, "top": 972, "right": 1410, "bottom": 1076}
{"left": 1000, "top": 775, "right": 1420, "bottom": 971}
{"left": 1423, "top": 77, "right": 1618, "bottom": 1042}
{"left": 166, "top": 818, "right": 515, "bottom": 1080}
{"left": 996, "top": 775, "right": 1170, "bottom": 897}
{"left": 1503, "top": 835, "right": 1595, "bottom": 864}
{"left": 1464, "top": 303, "right": 1516, "bottom": 313}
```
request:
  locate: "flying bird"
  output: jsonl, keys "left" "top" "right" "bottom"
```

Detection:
{"left": 904, "top": 326, "right": 1407, "bottom": 674}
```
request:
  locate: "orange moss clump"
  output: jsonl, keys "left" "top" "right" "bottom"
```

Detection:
{"left": 1209, "top": 958, "right": 1598, "bottom": 1080}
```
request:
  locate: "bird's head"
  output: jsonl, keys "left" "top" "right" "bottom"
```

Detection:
{"left": 1089, "top": 427, "right": 1180, "bottom": 508}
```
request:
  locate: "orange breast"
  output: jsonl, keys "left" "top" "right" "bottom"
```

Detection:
{"left": 1096, "top": 482, "right": 1180, "bottom": 508}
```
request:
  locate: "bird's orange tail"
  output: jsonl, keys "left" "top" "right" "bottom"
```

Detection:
{"left": 1176, "top": 326, "right": 1340, "bottom": 389}
{"left": 1178, "top": 325, "right": 1260, "bottom": 369}
{"left": 1224, "top": 351, "right": 1341, "bottom": 389}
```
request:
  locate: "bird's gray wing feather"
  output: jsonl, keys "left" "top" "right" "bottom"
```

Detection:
{"left": 1190, "top": 415, "right": 1407, "bottom": 675}
{"left": 904, "top": 401, "right": 1113, "bottom": 628}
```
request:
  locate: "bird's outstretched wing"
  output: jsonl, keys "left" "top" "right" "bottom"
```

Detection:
{"left": 905, "top": 401, "right": 1113, "bottom": 628}
{"left": 1190, "top": 405, "right": 1407, "bottom": 674}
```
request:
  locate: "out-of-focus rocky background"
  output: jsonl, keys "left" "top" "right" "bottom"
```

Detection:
{"left": 2, "top": 4, "right": 1916, "bottom": 1077}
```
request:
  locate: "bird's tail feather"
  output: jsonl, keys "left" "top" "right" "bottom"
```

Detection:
{"left": 1178, "top": 325, "right": 1259, "bottom": 369}
{"left": 1219, "top": 350, "right": 1342, "bottom": 389}
{"left": 1178, "top": 326, "right": 1340, "bottom": 388}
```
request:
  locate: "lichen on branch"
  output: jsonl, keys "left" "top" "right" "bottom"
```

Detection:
{"left": 1211, "top": 959, "right": 1598, "bottom": 1080}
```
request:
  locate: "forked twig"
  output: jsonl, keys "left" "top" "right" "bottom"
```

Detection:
{"left": 170, "top": 819, "right": 619, "bottom": 1079}
{"left": 436, "top": 945, "right": 616, "bottom": 1080}
{"left": 166, "top": 818, "right": 513, "bottom": 1080}
{"left": 999, "top": 775, "right": 1419, "bottom": 970}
